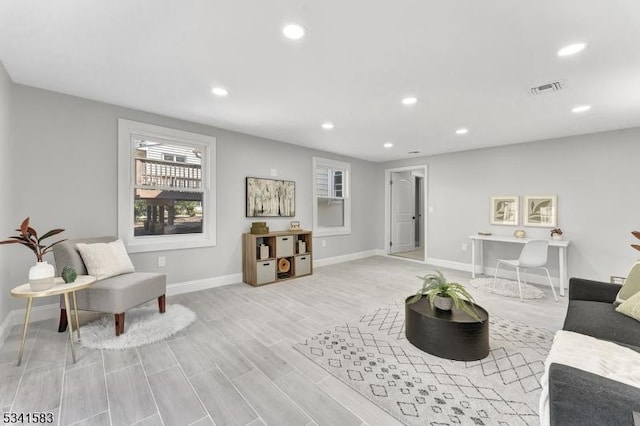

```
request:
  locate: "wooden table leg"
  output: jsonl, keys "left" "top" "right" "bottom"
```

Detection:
{"left": 17, "top": 297, "right": 33, "bottom": 366}
{"left": 72, "top": 291, "right": 81, "bottom": 340}
{"left": 63, "top": 292, "right": 76, "bottom": 363}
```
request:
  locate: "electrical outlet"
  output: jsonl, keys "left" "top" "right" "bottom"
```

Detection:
{"left": 270, "top": 168, "right": 278, "bottom": 177}
{"left": 322, "top": 239, "right": 326, "bottom": 247}
{"left": 461, "top": 243, "right": 468, "bottom": 251}
{"left": 158, "top": 256, "right": 166, "bottom": 267}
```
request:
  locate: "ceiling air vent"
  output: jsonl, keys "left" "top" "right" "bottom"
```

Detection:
{"left": 530, "top": 80, "right": 564, "bottom": 95}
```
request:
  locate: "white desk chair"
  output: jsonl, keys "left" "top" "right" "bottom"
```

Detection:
{"left": 493, "top": 239, "right": 558, "bottom": 302}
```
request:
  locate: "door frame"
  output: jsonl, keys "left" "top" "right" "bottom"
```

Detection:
{"left": 385, "top": 164, "right": 428, "bottom": 262}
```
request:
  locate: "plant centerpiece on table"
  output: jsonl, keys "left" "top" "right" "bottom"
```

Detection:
{"left": 0, "top": 217, "right": 66, "bottom": 291}
{"left": 407, "top": 271, "right": 480, "bottom": 320}
{"left": 550, "top": 228, "right": 563, "bottom": 240}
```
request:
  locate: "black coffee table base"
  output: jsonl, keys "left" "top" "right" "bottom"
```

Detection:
{"left": 405, "top": 296, "right": 489, "bottom": 361}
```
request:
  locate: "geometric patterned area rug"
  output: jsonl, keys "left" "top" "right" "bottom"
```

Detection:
{"left": 470, "top": 277, "right": 545, "bottom": 299}
{"left": 294, "top": 301, "right": 554, "bottom": 426}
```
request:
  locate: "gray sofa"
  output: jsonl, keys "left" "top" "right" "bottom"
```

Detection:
{"left": 549, "top": 278, "right": 640, "bottom": 426}
{"left": 53, "top": 237, "right": 166, "bottom": 336}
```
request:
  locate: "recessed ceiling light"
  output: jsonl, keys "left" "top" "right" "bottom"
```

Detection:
{"left": 557, "top": 42, "right": 586, "bottom": 57}
{"left": 282, "top": 24, "right": 306, "bottom": 40}
{"left": 383, "top": 142, "right": 393, "bottom": 148}
{"left": 321, "top": 122, "right": 334, "bottom": 130}
{"left": 211, "top": 87, "right": 228, "bottom": 97}
{"left": 571, "top": 105, "right": 591, "bottom": 113}
{"left": 402, "top": 97, "right": 418, "bottom": 105}
{"left": 455, "top": 128, "right": 469, "bottom": 135}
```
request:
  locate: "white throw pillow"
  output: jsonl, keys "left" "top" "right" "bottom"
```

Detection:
{"left": 616, "top": 290, "right": 640, "bottom": 322}
{"left": 615, "top": 261, "right": 640, "bottom": 305}
{"left": 76, "top": 239, "right": 135, "bottom": 280}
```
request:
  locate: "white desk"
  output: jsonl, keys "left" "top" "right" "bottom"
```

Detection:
{"left": 469, "top": 235, "right": 571, "bottom": 296}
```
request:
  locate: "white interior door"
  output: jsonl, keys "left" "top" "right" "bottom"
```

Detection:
{"left": 391, "top": 171, "right": 415, "bottom": 253}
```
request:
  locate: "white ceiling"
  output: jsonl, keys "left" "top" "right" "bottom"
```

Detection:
{"left": 1, "top": 1, "right": 639, "bottom": 162}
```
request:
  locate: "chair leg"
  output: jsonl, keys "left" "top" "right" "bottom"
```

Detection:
{"left": 115, "top": 313, "right": 125, "bottom": 336}
{"left": 515, "top": 267, "right": 524, "bottom": 302}
{"left": 158, "top": 295, "right": 166, "bottom": 313}
{"left": 542, "top": 267, "right": 559, "bottom": 301}
{"left": 492, "top": 262, "right": 501, "bottom": 288}
{"left": 58, "top": 309, "right": 68, "bottom": 332}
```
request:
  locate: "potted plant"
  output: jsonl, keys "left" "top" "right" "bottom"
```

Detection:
{"left": 0, "top": 217, "right": 66, "bottom": 291}
{"left": 551, "top": 228, "right": 563, "bottom": 240}
{"left": 407, "top": 271, "right": 480, "bottom": 320}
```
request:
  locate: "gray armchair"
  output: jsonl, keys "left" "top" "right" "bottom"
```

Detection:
{"left": 53, "top": 236, "right": 167, "bottom": 336}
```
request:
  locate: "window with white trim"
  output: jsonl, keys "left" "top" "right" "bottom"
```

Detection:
{"left": 118, "top": 119, "right": 216, "bottom": 252}
{"left": 313, "top": 157, "right": 351, "bottom": 236}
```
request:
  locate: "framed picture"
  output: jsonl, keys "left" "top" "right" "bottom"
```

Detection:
{"left": 524, "top": 195, "right": 557, "bottom": 227}
{"left": 246, "top": 177, "right": 296, "bottom": 217}
{"left": 490, "top": 196, "right": 519, "bottom": 225}
{"left": 289, "top": 220, "right": 300, "bottom": 230}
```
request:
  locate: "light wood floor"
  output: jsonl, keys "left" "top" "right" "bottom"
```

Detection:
{"left": 390, "top": 247, "right": 425, "bottom": 261}
{"left": 0, "top": 256, "right": 568, "bottom": 426}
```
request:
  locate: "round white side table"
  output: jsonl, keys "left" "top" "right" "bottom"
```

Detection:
{"left": 10, "top": 275, "right": 96, "bottom": 366}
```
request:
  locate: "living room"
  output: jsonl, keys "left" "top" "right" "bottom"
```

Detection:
{"left": 1, "top": 2, "right": 639, "bottom": 426}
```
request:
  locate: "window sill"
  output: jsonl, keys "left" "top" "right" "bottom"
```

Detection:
{"left": 123, "top": 234, "right": 216, "bottom": 253}
{"left": 313, "top": 227, "right": 352, "bottom": 237}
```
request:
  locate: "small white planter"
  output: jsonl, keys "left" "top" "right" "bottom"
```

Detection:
{"left": 28, "top": 261, "right": 55, "bottom": 291}
{"left": 433, "top": 295, "right": 453, "bottom": 311}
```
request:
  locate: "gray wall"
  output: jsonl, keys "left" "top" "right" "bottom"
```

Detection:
{"left": 8, "top": 84, "right": 378, "bottom": 310}
{"left": 379, "top": 128, "right": 640, "bottom": 282}
{"left": 5, "top": 76, "right": 639, "bottom": 317}
{"left": 0, "top": 62, "right": 12, "bottom": 326}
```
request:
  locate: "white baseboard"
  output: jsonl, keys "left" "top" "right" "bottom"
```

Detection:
{"left": 0, "top": 302, "right": 60, "bottom": 346}
{"left": 426, "top": 257, "right": 472, "bottom": 272}
{"left": 425, "top": 257, "right": 560, "bottom": 286}
{"left": 313, "top": 250, "right": 380, "bottom": 268}
{"left": 166, "top": 273, "right": 243, "bottom": 296}
{"left": 480, "top": 265, "right": 560, "bottom": 287}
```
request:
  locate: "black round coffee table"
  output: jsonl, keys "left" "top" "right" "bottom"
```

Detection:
{"left": 405, "top": 296, "right": 489, "bottom": 361}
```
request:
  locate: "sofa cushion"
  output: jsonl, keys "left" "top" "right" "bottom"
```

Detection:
{"left": 76, "top": 239, "right": 135, "bottom": 280}
{"left": 73, "top": 272, "right": 166, "bottom": 313}
{"left": 616, "top": 261, "right": 640, "bottom": 304}
{"left": 563, "top": 299, "right": 640, "bottom": 349}
{"left": 617, "top": 291, "right": 640, "bottom": 322}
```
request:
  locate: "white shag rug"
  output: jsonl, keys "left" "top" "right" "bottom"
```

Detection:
{"left": 80, "top": 304, "right": 196, "bottom": 350}
{"left": 470, "top": 277, "right": 545, "bottom": 299}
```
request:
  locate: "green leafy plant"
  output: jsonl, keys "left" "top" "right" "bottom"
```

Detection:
{"left": 407, "top": 271, "right": 480, "bottom": 320}
{"left": 0, "top": 217, "right": 66, "bottom": 262}
{"left": 632, "top": 231, "right": 640, "bottom": 252}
